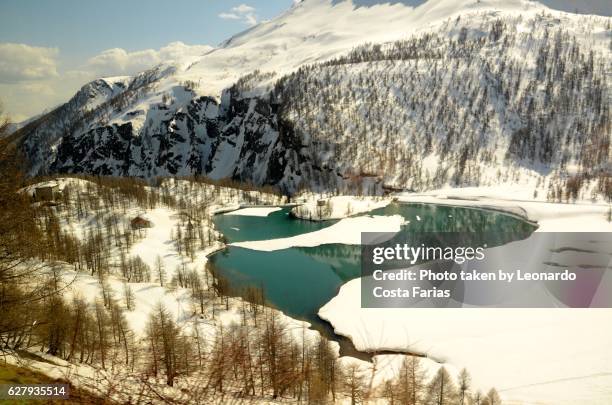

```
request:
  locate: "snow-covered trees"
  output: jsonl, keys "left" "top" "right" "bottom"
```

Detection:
{"left": 13, "top": 13, "right": 608, "bottom": 197}
{"left": 270, "top": 15, "right": 609, "bottom": 193}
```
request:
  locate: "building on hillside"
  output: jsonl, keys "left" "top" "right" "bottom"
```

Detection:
{"left": 382, "top": 184, "right": 414, "bottom": 195}
{"left": 34, "top": 184, "right": 59, "bottom": 202}
{"left": 131, "top": 216, "right": 152, "bottom": 230}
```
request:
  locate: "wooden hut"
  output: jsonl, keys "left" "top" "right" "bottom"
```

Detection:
{"left": 131, "top": 216, "right": 152, "bottom": 230}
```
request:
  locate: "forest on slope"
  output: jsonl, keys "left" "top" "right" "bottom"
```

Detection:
{"left": 0, "top": 116, "right": 504, "bottom": 403}
{"left": 9, "top": 9, "right": 610, "bottom": 198}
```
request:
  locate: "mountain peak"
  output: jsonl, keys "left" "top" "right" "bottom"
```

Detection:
{"left": 180, "top": 0, "right": 543, "bottom": 97}
{"left": 297, "top": 0, "right": 610, "bottom": 16}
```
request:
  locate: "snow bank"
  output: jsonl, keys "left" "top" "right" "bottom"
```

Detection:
{"left": 320, "top": 280, "right": 612, "bottom": 404}
{"left": 320, "top": 186, "right": 612, "bottom": 404}
{"left": 21, "top": 177, "right": 95, "bottom": 198}
{"left": 129, "top": 207, "right": 210, "bottom": 278}
{"left": 224, "top": 206, "right": 282, "bottom": 217}
{"left": 291, "top": 195, "right": 391, "bottom": 220}
{"left": 231, "top": 214, "right": 404, "bottom": 251}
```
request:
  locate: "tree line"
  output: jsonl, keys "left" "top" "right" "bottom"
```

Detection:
{"left": 269, "top": 14, "right": 609, "bottom": 195}
{"left": 1, "top": 115, "right": 504, "bottom": 402}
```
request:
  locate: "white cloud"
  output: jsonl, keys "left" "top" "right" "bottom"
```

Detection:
{"left": 86, "top": 48, "right": 158, "bottom": 76}
{"left": 85, "top": 41, "right": 213, "bottom": 76}
{"left": 244, "top": 14, "right": 257, "bottom": 26}
{"left": 21, "top": 82, "right": 55, "bottom": 96}
{"left": 218, "top": 4, "right": 258, "bottom": 26}
{"left": 158, "top": 41, "right": 213, "bottom": 60}
{"left": 218, "top": 12, "right": 241, "bottom": 20}
{"left": 0, "top": 43, "right": 59, "bottom": 83}
{"left": 0, "top": 41, "right": 213, "bottom": 121}
{"left": 232, "top": 4, "right": 255, "bottom": 14}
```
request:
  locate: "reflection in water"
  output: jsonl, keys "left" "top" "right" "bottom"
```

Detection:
{"left": 296, "top": 244, "right": 362, "bottom": 282}
{"left": 211, "top": 203, "right": 537, "bottom": 331}
{"left": 371, "top": 203, "right": 535, "bottom": 236}
{"left": 213, "top": 207, "right": 336, "bottom": 242}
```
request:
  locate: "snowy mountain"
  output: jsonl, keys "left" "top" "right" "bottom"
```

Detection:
{"left": 14, "top": 0, "right": 611, "bottom": 194}
{"left": 19, "top": 76, "right": 132, "bottom": 174}
{"left": 5, "top": 113, "right": 42, "bottom": 137}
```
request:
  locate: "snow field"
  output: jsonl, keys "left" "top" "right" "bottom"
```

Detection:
{"left": 224, "top": 206, "right": 283, "bottom": 217}
{"left": 319, "top": 186, "right": 612, "bottom": 404}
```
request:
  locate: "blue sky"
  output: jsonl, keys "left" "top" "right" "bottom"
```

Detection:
{"left": 0, "top": 0, "right": 292, "bottom": 63}
{"left": 0, "top": 0, "right": 294, "bottom": 120}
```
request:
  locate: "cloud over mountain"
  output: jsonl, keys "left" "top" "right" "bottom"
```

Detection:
{"left": 219, "top": 4, "right": 258, "bottom": 26}
{"left": 85, "top": 41, "right": 213, "bottom": 77}
{"left": 0, "top": 43, "right": 59, "bottom": 83}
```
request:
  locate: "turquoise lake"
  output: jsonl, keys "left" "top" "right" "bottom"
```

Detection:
{"left": 211, "top": 203, "right": 537, "bottom": 355}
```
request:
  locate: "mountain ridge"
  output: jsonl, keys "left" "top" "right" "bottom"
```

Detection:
{"left": 13, "top": 0, "right": 611, "bottom": 196}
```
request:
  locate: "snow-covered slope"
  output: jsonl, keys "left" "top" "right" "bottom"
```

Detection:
{"left": 178, "top": 0, "right": 544, "bottom": 96}
{"left": 14, "top": 0, "right": 611, "bottom": 195}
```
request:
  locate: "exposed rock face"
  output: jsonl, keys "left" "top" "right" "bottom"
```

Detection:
{"left": 20, "top": 78, "right": 130, "bottom": 175}
{"left": 29, "top": 82, "right": 306, "bottom": 193}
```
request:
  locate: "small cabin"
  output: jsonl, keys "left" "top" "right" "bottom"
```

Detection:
{"left": 382, "top": 184, "right": 414, "bottom": 196}
{"left": 34, "top": 184, "right": 59, "bottom": 202}
{"left": 131, "top": 216, "right": 152, "bottom": 230}
{"left": 317, "top": 199, "right": 328, "bottom": 207}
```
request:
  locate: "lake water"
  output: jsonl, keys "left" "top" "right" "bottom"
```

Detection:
{"left": 213, "top": 207, "right": 336, "bottom": 242}
{"left": 211, "top": 203, "right": 537, "bottom": 356}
